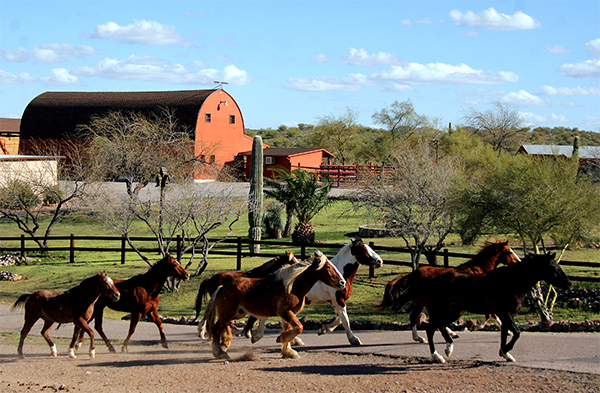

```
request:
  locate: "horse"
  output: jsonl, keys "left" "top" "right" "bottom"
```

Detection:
{"left": 194, "top": 252, "right": 298, "bottom": 339}
{"left": 11, "top": 271, "right": 121, "bottom": 359}
{"left": 375, "top": 240, "right": 521, "bottom": 343}
{"left": 75, "top": 254, "right": 189, "bottom": 353}
{"left": 242, "top": 238, "right": 383, "bottom": 345}
{"left": 396, "top": 252, "right": 571, "bottom": 363}
{"left": 205, "top": 251, "right": 346, "bottom": 360}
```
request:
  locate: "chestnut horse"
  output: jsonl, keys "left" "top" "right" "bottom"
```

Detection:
{"left": 11, "top": 272, "right": 120, "bottom": 358}
{"left": 242, "top": 238, "right": 383, "bottom": 345}
{"left": 376, "top": 240, "right": 521, "bottom": 343}
{"left": 195, "top": 252, "right": 298, "bottom": 339}
{"left": 396, "top": 252, "right": 571, "bottom": 363}
{"left": 76, "top": 254, "right": 189, "bottom": 353}
{"left": 205, "top": 251, "right": 346, "bottom": 359}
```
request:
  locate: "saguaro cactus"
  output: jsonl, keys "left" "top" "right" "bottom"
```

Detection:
{"left": 248, "top": 136, "right": 264, "bottom": 253}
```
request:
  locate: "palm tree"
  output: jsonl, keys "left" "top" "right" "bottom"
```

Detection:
{"left": 265, "top": 168, "right": 334, "bottom": 245}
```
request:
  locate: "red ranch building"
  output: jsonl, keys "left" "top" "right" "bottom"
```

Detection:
{"left": 18, "top": 89, "right": 256, "bottom": 180}
{"left": 238, "top": 147, "right": 335, "bottom": 179}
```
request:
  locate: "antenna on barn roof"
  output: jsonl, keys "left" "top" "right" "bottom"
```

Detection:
{"left": 213, "top": 81, "right": 228, "bottom": 89}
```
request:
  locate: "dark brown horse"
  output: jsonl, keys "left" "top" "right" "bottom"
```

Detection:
{"left": 396, "top": 252, "right": 571, "bottom": 363}
{"left": 205, "top": 251, "right": 346, "bottom": 359}
{"left": 11, "top": 272, "right": 121, "bottom": 358}
{"left": 76, "top": 254, "right": 189, "bottom": 353}
{"left": 376, "top": 240, "right": 521, "bottom": 343}
{"left": 195, "top": 252, "right": 298, "bottom": 339}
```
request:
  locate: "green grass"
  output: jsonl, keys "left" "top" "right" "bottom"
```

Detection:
{"left": 1, "top": 199, "right": 598, "bottom": 325}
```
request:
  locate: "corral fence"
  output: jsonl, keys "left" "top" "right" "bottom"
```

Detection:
{"left": 1, "top": 235, "right": 598, "bottom": 283}
{"left": 300, "top": 163, "right": 398, "bottom": 187}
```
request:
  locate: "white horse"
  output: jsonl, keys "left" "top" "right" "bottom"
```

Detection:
{"left": 245, "top": 238, "right": 383, "bottom": 346}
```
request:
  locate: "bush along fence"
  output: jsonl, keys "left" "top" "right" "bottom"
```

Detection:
{"left": 1, "top": 234, "right": 598, "bottom": 283}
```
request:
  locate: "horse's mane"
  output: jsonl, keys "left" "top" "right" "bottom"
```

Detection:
{"left": 246, "top": 253, "right": 294, "bottom": 278}
{"left": 275, "top": 251, "right": 327, "bottom": 294}
{"left": 455, "top": 240, "right": 508, "bottom": 269}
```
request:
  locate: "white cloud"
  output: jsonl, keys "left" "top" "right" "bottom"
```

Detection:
{"left": 1, "top": 47, "right": 29, "bottom": 62}
{"left": 312, "top": 54, "right": 331, "bottom": 62}
{"left": 382, "top": 83, "right": 414, "bottom": 92}
{"left": 502, "top": 90, "right": 549, "bottom": 107}
{"left": 91, "top": 20, "right": 185, "bottom": 45}
{"left": 558, "top": 58, "right": 600, "bottom": 78}
{"left": 546, "top": 45, "right": 573, "bottom": 54}
{"left": 40, "top": 68, "right": 82, "bottom": 85}
{"left": 0, "top": 69, "right": 34, "bottom": 84}
{"left": 541, "top": 85, "right": 600, "bottom": 96}
{"left": 450, "top": 8, "right": 541, "bottom": 30}
{"left": 285, "top": 77, "right": 363, "bottom": 92}
{"left": 341, "top": 47, "right": 402, "bottom": 67}
{"left": 71, "top": 55, "right": 250, "bottom": 85}
{"left": 417, "top": 17, "right": 444, "bottom": 25}
{"left": 400, "top": 19, "right": 412, "bottom": 26}
{"left": 371, "top": 62, "right": 519, "bottom": 85}
{"left": 521, "top": 112, "right": 569, "bottom": 126}
{"left": 586, "top": 38, "right": 600, "bottom": 58}
{"left": 32, "top": 44, "right": 97, "bottom": 63}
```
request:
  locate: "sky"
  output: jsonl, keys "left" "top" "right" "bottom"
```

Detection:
{"left": 1, "top": 0, "right": 599, "bottom": 132}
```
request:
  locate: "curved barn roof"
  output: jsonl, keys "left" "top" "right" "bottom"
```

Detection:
{"left": 20, "top": 89, "right": 217, "bottom": 140}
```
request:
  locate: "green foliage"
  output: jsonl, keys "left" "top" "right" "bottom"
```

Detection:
{"left": 42, "top": 184, "right": 64, "bottom": 205}
{"left": 262, "top": 202, "right": 284, "bottom": 239}
{"left": 0, "top": 180, "right": 39, "bottom": 209}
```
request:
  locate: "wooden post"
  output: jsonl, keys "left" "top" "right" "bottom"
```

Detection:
{"left": 121, "top": 236, "right": 126, "bottom": 264}
{"left": 369, "top": 241, "right": 375, "bottom": 279}
{"left": 176, "top": 235, "right": 183, "bottom": 261}
{"left": 444, "top": 248, "right": 449, "bottom": 267}
{"left": 69, "top": 234, "right": 75, "bottom": 264}
{"left": 20, "top": 234, "right": 25, "bottom": 257}
{"left": 236, "top": 237, "right": 242, "bottom": 270}
{"left": 301, "top": 244, "right": 306, "bottom": 260}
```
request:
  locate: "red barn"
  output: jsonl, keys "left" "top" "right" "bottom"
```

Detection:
{"left": 237, "top": 147, "right": 335, "bottom": 179}
{"left": 18, "top": 89, "right": 254, "bottom": 180}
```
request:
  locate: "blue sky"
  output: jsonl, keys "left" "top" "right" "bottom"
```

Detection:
{"left": 1, "top": 0, "right": 599, "bottom": 132}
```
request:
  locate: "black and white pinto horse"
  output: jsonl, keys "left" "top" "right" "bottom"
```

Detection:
{"left": 244, "top": 238, "right": 383, "bottom": 346}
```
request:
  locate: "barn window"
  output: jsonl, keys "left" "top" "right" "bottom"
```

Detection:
{"left": 205, "top": 113, "right": 211, "bottom": 123}
{"left": 210, "top": 155, "right": 215, "bottom": 164}
{"left": 264, "top": 156, "right": 275, "bottom": 165}
{"left": 229, "top": 115, "right": 235, "bottom": 124}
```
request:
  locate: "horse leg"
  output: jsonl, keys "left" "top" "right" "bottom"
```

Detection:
{"left": 93, "top": 308, "right": 116, "bottom": 353}
{"left": 211, "top": 321, "right": 232, "bottom": 360}
{"left": 243, "top": 315, "right": 257, "bottom": 339}
{"left": 147, "top": 309, "right": 168, "bottom": 349}
{"left": 333, "top": 303, "right": 361, "bottom": 346}
{"left": 70, "top": 319, "right": 95, "bottom": 358}
{"left": 440, "top": 325, "right": 455, "bottom": 358}
{"left": 426, "top": 324, "right": 445, "bottom": 363}
{"left": 121, "top": 312, "right": 141, "bottom": 353}
{"left": 39, "top": 319, "right": 57, "bottom": 357}
{"left": 498, "top": 313, "right": 520, "bottom": 362}
{"left": 250, "top": 318, "right": 267, "bottom": 344}
{"left": 278, "top": 312, "right": 303, "bottom": 359}
{"left": 410, "top": 304, "right": 427, "bottom": 343}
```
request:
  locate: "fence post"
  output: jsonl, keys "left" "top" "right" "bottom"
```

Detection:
{"left": 176, "top": 235, "right": 183, "bottom": 261}
{"left": 121, "top": 236, "right": 126, "bottom": 264}
{"left": 301, "top": 244, "right": 306, "bottom": 260}
{"left": 369, "top": 241, "right": 375, "bottom": 279}
{"left": 69, "top": 234, "right": 75, "bottom": 264}
{"left": 444, "top": 248, "right": 449, "bottom": 267}
{"left": 20, "top": 234, "right": 25, "bottom": 257}
{"left": 236, "top": 237, "right": 242, "bottom": 270}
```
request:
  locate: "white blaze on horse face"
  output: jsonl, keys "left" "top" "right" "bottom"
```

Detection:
{"left": 365, "top": 244, "right": 383, "bottom": 267}
{"left": 509, "top": 248, "right": 521, "bottom": 262}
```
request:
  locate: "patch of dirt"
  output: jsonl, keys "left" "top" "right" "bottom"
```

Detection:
{"left": 0, "top": 341, "right": 598, "bottom": 393}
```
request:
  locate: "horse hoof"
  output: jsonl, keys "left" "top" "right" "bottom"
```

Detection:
{"left": 282, "top": 350, "right": 300, "bottom": 359}
{"left": 89, "top": 349, "right": 95, "bottom": 359}
{"left": 317, "top": 328, "right": 326, "bottom": 336}
{"left": 292, "top": 337, "right": 305, "bottom": 346}
{"left": 445, "top": 344, "right": 454, "bottom": 357}
{"left": 162, "top": 343, "right": 169, "bottom": 349}
{"left": 51, "top": 345, "right": 58, "bottom": 357}
{"left": 275, "top": 335, "right": 282, "bottom": 343}
{"left": 108, "top": 347, "right": 117, "bottom": 353}
{"left": 121, "top": 347, "right": 128, "bottom": 354}
{"left": 431, "top": 351, "right": 445, "bottom": 363}
{"left": 350, "top": 338, "right": 362, "bottom": 346}
{"left": 68, "top": 350, "right": 77, "bottom": 359}
{"left": 500, "top": 350, "right": 516, "bottom": 362}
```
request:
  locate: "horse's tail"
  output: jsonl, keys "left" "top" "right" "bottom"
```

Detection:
{"left": 194, "top": 277, "right": 212, "bottom": 319}
{"left": 204, "top": 286, "right": 222, "bottom": 341}
{"left": 373, "top": 274, "right": 410, "bottom": 311}
{"left": 10, "top": 293, "right": 32, "bottom": 312}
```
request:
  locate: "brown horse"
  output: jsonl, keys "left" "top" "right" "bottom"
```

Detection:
{"left": 205, "top": 251, "right": 346, "bottom": 360}
{"left": 376, "top": 240, "right": 521, "bottom": 343}
{"left": 76, "top": 254, "right": 189, "bottom": 353}
{"left": 397, "top": 252, "right": 571, "bottom": 363}
{"left": 195, "top": 252, "right": 298, "bottom": 339}
{"left": 11, "top": 271, "right": 121, "bottom": 359}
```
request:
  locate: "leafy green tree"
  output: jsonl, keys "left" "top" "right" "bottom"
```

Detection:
{"left": 372, "top": 99, "right": 428, "bottom": 141}
{"left": 304, "top": 108, "right": 360, "bottom": 165}
{"left": 265, "top": 168, "right": 334, "bottom": 244}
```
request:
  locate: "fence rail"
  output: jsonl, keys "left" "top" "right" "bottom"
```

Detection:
{"left": 1, "top": 234, "right": 598, "bottom": 282}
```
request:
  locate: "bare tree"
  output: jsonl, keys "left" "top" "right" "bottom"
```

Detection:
{"left": 351, "top": 139, "right": 462, "bottom": 269}
{"left": 371, "top": 99, "right": 428, "bottom": 141}
{"left": 462, "top": 101, "right": 528, "bottom": 153}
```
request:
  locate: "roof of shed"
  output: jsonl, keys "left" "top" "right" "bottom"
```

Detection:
{"left": 0, "top": 118, "right": 20, "bottom": 133}
{"left": 19, "top": 89, "right": 216, "bottom": 140}
{"left": 238, "top": 147, "right": 335, "bottom": 158}
{"left": 518, "top": 144, "right": 600, "bottom": 159}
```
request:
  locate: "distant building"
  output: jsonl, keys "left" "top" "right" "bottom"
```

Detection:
{"left": 0, "top": 155, "right": 61, "bottom": 188}
{"left": 237, "top": 147, "right": 335, "bottom": 179}
{"left": 517, "top": 144, "right": 600, "bottom": 179}
{"left": 0, "top": 118, "right": 21, "bottom": 155}
{"left": 18, "top": 89, "right": 256, "bottom": 180}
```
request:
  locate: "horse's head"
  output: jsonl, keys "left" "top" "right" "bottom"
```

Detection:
{"left": 98, "top": 271, "right": 120, "bottom": 302}
{"left": 351, "top": 238, "right": 383, "bottom": 269}
{"left": 312, "top": 251, "right": 346, "bottom": 291}
{"left": 495, "top": 241, "right": 521, "bottom": 267}
{"left": 160, "top": 254, "right": 190, "bottom": 281}
{"left": 526, "top": 252, "right": 572, "bottom": 290}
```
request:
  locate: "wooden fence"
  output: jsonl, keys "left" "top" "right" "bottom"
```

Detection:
{"left": 299, "top": 163, "right": 397, "bottom": 187}
{"left": 1, "top": 234, "right": 598, "bottom": 282}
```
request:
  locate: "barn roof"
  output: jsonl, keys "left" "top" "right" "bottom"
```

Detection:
{"left": 0, "top": 118, "right": 21, "bottom": 133}
{"left": 517, "top": 144, "right": 599, "bottom": 160}
{"left": 238, "top": 147, "right": 335, "bottom": 158}
{"left": 20, "top": 89, "right": 216, "bottom": 140}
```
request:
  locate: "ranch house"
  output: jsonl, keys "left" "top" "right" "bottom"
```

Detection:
{"left": 237, "top": 147, "right": 335, "bottom": 179}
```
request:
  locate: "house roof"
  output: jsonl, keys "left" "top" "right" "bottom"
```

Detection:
{"left": 518, "top": 144, "right": 600, "bottom": 160}
{"left": 19, "top": 89, "right": 217, "bottom": 140}
{"left": 0, "top": 118, "right": 20, "bottom": 133}
{"left": 238, "top": 147, "right": 335, "bottom": 158}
